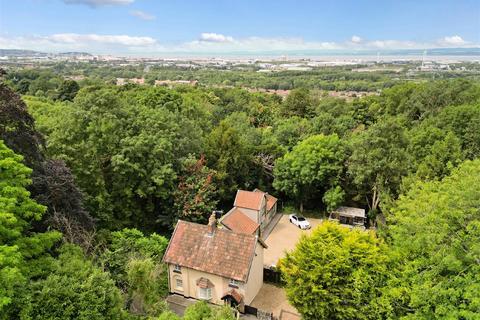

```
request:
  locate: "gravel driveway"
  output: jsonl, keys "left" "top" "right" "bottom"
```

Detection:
{"left": 264, "top": 214, "right": 322, "bottom": 267}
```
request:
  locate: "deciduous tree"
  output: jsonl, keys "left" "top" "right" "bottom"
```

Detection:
{"left": 280, "top": 221, "right": 390, "bottom": 320}
{"left": 385, "top": 160, "right": 480, "bottom": 319}
{"left": 273, "top": 134, "right": 344, "bottom": 211}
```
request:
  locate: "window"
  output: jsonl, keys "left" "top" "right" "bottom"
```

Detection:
{"left": 198, "top": 288, "right": 212, "bottom": 300}
{"left": 229, "top": 279, "right": 241, "bottom": 288}
{"left": 175, "top": 278, "right": 183, "bottom": 290}
{"left": 173, "top": 264, "right": 181, "bottom": 273}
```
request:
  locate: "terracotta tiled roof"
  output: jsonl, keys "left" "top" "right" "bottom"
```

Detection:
{"left": 234, "top": 190, "right": 265, "bottom": 210}
{"left": 254, "top": 189, "right": 278, "bottom": 211}
{"left": 222, "top": 289, "right": 244, "bottom": 304}
{"left": 221, "top": 208, "right": 259, "bottom": 235}
{"left": 196, "top": 277, "right": 214, "bottom": 288}
{"left": 163, "top": 220, "right": 257, "bottom": 282}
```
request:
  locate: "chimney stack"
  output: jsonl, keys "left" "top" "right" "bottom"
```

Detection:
{"left": 207, "top": 212, "right": 216, "bottom": 236}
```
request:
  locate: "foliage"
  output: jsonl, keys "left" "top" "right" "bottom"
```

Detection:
{"left": 56, "top": 79, "right": 80, "bottom": 101}
{"left": 385, "top": 160, "right": 480, "bottom": 319}
{"left": 21, "top": 244, "right": 126, "bottom": 320}
{"left": 0, "top": 141, "right": 62, "bottom": 318}
{"left": 102, "top": 228, "right": 168, "bottom": 290}
{"left": 173, "top": 155, "right": 218, "bottom": 224}
{"left": 0, "top": 83, "right": 44, "bottom": 169}
{"left": 322, "top": 186, "right": 345, "bottom": 213}
{"left": 279, "top": 221, "right": 390, "bottom": 320}
{"left": 205, "top": 120, "right": 256, "bottom": 204}
{"left": 273, "top": 134, "right": 344, "bottom": 211}
{"left": 281, "top": 88, "right": 313, "bottom": 117}
{"left": 432, "top": 103, "right": 480, "bottom": 159}
{"left": 28, "top": 86, "right": 206, "bottom": 229}
{"left": 272, "top": 116, "right": 312, "bottom": 150}
{"left": 126, "top": 257, "right": 169, "bottom": 316}
{"left": 0, "top": 83, "right": 93, "bottom": 247}
{"left": 347, "top": 117, "right": 409, "bottom": 213}
{"left": 183, "top": 301, "right": 236, "bottom": 320}
{"left": 32, "top": 159, "right": 95, "bottom": 248}
{"left": 4, "top": 65, "right": 480, "bottom": 319}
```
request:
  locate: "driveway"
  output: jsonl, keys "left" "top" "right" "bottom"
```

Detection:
{"left": 250, "top": 283, "right": 300, "bottom": 319}
{"left": 264, "top": 214, "right": 322, "bottom": 267}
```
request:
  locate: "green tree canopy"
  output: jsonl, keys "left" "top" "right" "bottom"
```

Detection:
{"left": 385, "top": 159, "right": 480, "bottom": 319}
{"left": 280, "top": 88, "right": 314, "bottom": 117}
{"left": 28, "top": 86, "right": 207, "bottom": 229}
{"left": 0, "top": 140, "right": 61, "bottom": 318}
{"left": 56, "top": 79, "right": 80, "bottom": 101}
{"left": 273, "top": 134, "right": 344, "bottom": 211}
{"left": 347, "top": 117, "right": 409, "bottom": 215}
{"left": 22, "top": 245, "right": 126, "bottom": 320}
{"left": 279, "top": 221, "right": 390, "bottom": 320}
{"left": 173, "top": 155, "right": 218, "bottom": 224}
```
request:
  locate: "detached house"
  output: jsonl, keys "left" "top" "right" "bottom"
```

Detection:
{"left": 222, "top": 189, "right": 278, "bottom": 234}
{"left": 163, "top": 214, "right": 266, "bottom": 311}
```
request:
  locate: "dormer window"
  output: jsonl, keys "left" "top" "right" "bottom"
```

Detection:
{"left": 229, "top": 279, "right": 241, "bottom": 288}
{"left": 173, "top": 264, "right": 182, "bottom": 273}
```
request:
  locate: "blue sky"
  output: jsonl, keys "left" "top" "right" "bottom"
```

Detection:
{"left": 0, "top": 0, "right": 479, "bottom": 54}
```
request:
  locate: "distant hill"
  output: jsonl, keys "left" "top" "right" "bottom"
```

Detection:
{"left": 0, "top": 49, "right": 47, "bottom": 57}
{"left": 0, "top": 49, "right": 92, "bottom": 57}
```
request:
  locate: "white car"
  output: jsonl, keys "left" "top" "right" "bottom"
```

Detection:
{"left": 289, "top": 214, "right": 311, "bottom": 229}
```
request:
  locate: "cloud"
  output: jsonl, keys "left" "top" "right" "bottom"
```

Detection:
{"left": 47, "top": 33, "right": 156, "bottom": 46}
{"left": 0, "top": 33, "right": 157, "bottom": 54}
{"left": 439, "top": 35, "right": 466, "bottom": 46}
{"left": 1, "top": 32, "right": 477, "bottom": 55}
{"left": 63, "top": 0, "right": 133, "bottom": 7}
{"left": 199, "top": 33, "right": 234, "bottom": 43}
{"left": 351, "top": 35, "right": 362, "bottom": 43}
{"left": 130, "top": 10, "right": 156, "bottom": 20}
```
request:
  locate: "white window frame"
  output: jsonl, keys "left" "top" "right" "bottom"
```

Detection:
{"left": 229, "top": 279, "right": 241, "bottom": 287}
{"left": 198, "top": 287, "right": 212, "bottom": 300}
{"left": 174, "top": 277, "right": 183, "bottom": 291}
{"left": 173, "top": 264, "right": 181, "bottom": 273}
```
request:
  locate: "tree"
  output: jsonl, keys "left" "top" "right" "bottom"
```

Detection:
{"left": 432, "top": 103, "right": 480, "bottom": 159}
{"left": 279, "top": 221, "right": 389, "bottom": 320}
{"left": 0, "top": 140, "right": 61, "bottom": 318}
{"left": 273, "top": 134, "right": 344, "bottom": 212}
{"left": 1, "top": 81, "right": 94, "bottom": 246}
{"left": 322, "top": 185, "right": 345, "bottom": 212}
{"left": 102, "top": 228, "right": 168, "bottom": 290}
{"left": 22, "top": 245, "right": 126, "bottom": 320}
{"left": 347, "top": 117, "right": 409, "bottom": 216}
{"left": 272, "top": 116, "right": 312, "bottom": 150}
{"left": 0, "top": 83, "right": 44, "bottom": 169}
{"left": 56, "top": 79, "right": 80, "bottom": 101}
{"left": 28, "top": 87, "right": 206, "bottom": 229}
{"left": 173, "top": 155, "right": 218, "bottom": 224}
{"left": 281, "top": 88, "right": 313, "bottom": 117}
{"left": 205, "top": 121, "right": 255, "bottom": 205}
{"left": 32, "top": 159, "right": 95, "bottom": 249}
{"left": 183, "top": 301, "right": 236, "bottom": 320}
{"left": 127, "top": 257, "right": 169, "bottom": 316}
{"left": 413, "top": 131, "right": 463, "bottom": 181}
{"left": 385, "top": 160, "right": 480, "bottom": 319}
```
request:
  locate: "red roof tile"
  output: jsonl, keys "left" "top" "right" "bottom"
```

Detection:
{"left": 222, "top": 289, "right": 244, "bottom": 304}
{"left": 254, "top": 189, "right": 278, "bottom": 211}
{"left": 221, "top": 208, "right": 259, "bottom": 235}
{"left": 163, "top": 220, "right": 257, "bottom": 282}
{"left": 196, "top": 277, "right": 214, "bottom": 289}
{"left": 234, "top": 190, "right": 265, "bottom": 210}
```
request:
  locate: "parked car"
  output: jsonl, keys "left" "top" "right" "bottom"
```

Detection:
{"left": 289, "top": 214, "right": 311, "bottom": 229}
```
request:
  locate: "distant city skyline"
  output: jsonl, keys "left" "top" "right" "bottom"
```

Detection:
{"left": 0, "top": 0, "right": 479, "bottom": 55}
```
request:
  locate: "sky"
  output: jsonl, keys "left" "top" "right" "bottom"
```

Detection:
{"left": 0, "top": 0, "right": 479, "bottom": 55}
